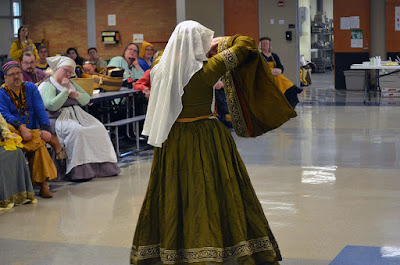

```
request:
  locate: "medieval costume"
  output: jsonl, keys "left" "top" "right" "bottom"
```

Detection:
{"left": 38, "top": 56, "right": 120, "bottom": 181}
{"left": 0, "top": 62, "right": 57, "bottom": 188}
{"left": 0, "top": 113, "right": 37, "bottom": 210}
{"left": 130, "top": 21, "right": 297, "bottom": 265}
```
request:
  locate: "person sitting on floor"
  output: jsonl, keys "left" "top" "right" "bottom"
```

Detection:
{"left": 138, "top": 41, "right": 154, "bottom": 72}
{"left": 0, "top": 61, "right": 61, "bottom": 198}
{"left": 36, "top": 45, "right": 49, "bottom": 71}
{"left": 0, "top": 113, "right": 38, "bottom": 210}
{"left": 259, "top": 36, "right": 303, "bottom": 108}
{"left": 38, "top": 56, "right": 120, "bottom": 181}
{"left": 20, "top": 51, "right": 46, "bottom": 85}
{"left": 108, "top": 43, "right": 144, "bottom": 84}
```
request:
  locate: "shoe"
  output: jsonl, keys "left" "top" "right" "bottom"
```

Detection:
{"left": 39, "top": 181, "right": 53, "bottom": 198}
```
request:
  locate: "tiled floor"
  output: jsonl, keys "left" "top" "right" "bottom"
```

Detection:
{"left": 1, "top": 72, "right": 400, "bottom": 265}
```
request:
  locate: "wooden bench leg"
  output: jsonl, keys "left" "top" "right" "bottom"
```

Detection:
{"left": 114, "top": 127, "right": 121, "bottom": 157}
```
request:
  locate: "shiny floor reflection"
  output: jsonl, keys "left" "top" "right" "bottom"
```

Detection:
{"left": 1, "top": 72, "right": 400, "bottom": 265}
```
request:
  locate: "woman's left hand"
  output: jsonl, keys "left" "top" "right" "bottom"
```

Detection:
{"left": 69, "top": 91, "right": 79, "bottom": 99}
{"left": 207, "top": 37, "right": 221, "bottom": 58}
{"left": 271, "top": 68, "right": 282, "bottom": 76}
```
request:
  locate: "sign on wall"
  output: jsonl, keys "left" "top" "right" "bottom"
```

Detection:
{"left": 396, "top": 6, "right": 400, "bottom": 31}
{"left": 351, "top": 29, "right": 363, "bottom": 48}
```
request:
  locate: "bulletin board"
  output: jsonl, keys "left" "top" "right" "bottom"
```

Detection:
{"left": 386, "top": 0, "right": 400, "bottom": 52}
{"left": 333, "top": 0, "right": 370, "bottom": 53}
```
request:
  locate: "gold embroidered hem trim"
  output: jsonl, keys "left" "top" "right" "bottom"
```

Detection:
{"left": 0, "top": 191, "right": 36, "bottom": 208}
{"left": 131, "top": 237, "right": 275, "bottom": 264}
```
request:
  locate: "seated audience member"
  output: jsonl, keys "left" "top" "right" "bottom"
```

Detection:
{"left": 36, "top": 45, "right": 49, "bottom": 70}
{"left": 0, "top": 113, "right": 37, "bottom": 210}
{"left": 0, "top": 61, "right": 60, "bottom": 198}
{"left": 108, "top": 43, "right": 144, "bottom": 83}
{"left": 214, "top": 79, "right": 232, "bottom": 128}
{"left": 133, "top": 69, "right": 151, "bottom": 99}
{"left": 259, "top": 36, "right": 302, "bottom": 108}
{"left": 133, "top": 49, "right": 163, "bottom": 99}
{"left": 10, "top": 25, "right": 39, "bottom": 62}
{"left": 20, "top": 51, "right": 46, "bottom": 84}
{"left": 138, "top": 41, "right": 154, "bottom": 72}
{"left": 66, "top": 47, "right": 85, "bottom": 77}
{"left": 87, "top": 47, "right": 107, "bottom": 68}
{"left": 38, "top": 56, "right": 120, "bottom": 181}
{"left": 83, "top": 61, "right": 97, "bottom": 75}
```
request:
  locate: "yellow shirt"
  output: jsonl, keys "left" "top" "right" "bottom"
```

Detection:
{"left": 9, "top": 39, "right": 39, "bottom": 62}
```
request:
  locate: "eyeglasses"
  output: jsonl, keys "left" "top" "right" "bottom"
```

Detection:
{"left": 61, "top": 68, "right": 73, "bottom": 76}
{"left": 127, "top": 48, "right": 138, "bottom": 53}
{"left": 145, "top": 48, "right": 153, "bottom": 51}
{"left": 6, "top": 72, "right": 23, "bottom": 78}
{"left": 22, "top": 61, "right": 36, "bottom": 65}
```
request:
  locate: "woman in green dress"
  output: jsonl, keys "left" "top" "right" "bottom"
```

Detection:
{"left": 131, "top": 21, "right": 297, "bottom": 265}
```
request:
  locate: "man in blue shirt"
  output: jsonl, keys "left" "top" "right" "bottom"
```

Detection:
{"left": 0, "top": 61, "right": 60, "bottom": 198}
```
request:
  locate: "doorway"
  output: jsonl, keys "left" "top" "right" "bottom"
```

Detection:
{"left": 299, "top": 0, "right": 334, "bottom": 88}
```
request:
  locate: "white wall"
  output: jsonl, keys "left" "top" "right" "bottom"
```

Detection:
{"left": 260, "top": 0, "right": 299, "bottom": 84}
{"left": 0, "top": 1, "right": 14, "bottom": 57}
{"left": 299, "top": 0, "right": 311, "bottom": 61}
{"left": 185, "top": 0, "right": 224, "bottom": 36}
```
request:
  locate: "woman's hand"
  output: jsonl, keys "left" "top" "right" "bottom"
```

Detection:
{"left": 207, "top": 37, "right": 221, "bottom": 58}
{"left": 61, "top": 78, "right": 70, "bottom": 89}
{"left": 271, "top": 68, "right": 282, "bottom": 76}
{"left": 143, "top": 88, "right": 150, "bottom": 99}
{"left": 68, "top": 91, "right": 79, "bottom": 99}
{"left": 132, "top": 57, "right": 140, "bottom": 70}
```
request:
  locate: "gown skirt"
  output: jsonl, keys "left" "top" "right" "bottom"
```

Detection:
{"left": 131, "top": 118, "right": 282, "bottom": 265}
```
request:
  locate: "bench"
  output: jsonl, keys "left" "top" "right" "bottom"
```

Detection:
{"left": 104, "top": 115, "right": 146, "bottom": 157}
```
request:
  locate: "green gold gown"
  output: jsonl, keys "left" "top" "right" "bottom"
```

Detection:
{"left": 131, "top": 36, "right": 290, "bottom": 265}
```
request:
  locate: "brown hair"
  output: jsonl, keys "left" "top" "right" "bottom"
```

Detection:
{"left": 21, "top": 51, "right": 35, "bottom": 61}
{"left": 122, "top": 43, "right": 139, "bottom": 59}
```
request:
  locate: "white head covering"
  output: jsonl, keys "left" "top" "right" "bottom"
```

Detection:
{"left": 142, "top": 20, "right": 214, "bottom": 147}
{"left": 46, "top": 56, "right": 76, "bottom": 73}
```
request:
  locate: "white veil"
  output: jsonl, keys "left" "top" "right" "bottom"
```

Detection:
{"left": 142, "top": 20, "right": 214, "bottom": 147}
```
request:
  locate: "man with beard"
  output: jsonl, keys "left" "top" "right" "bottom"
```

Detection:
{"left": 21, "top": 51, "right": 46, "bottom": 84}
{"left": 0, "top": 61, "right": 61, "bottom": 198}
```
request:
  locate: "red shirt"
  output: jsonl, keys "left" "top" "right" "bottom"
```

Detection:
{"left": 133, "top": 69, "right": 151, "bottom": 92}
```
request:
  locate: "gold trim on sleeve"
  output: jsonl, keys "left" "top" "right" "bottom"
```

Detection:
{"left": 219, "top": 48, "right": 238, "bottom": 71}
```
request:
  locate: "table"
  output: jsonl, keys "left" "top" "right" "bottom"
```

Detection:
{"left": 350, "top": 64, "right": 400, "bottom": 103}
{"left": 89, "top": 87, "right": 140, "bottom": 121}
{"left": 88, "top": 87, "right": 142, "bottom": 141}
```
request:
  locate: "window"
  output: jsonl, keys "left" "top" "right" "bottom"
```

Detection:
{"left": 12, "top": 0, "right": 22, "bottom": 38}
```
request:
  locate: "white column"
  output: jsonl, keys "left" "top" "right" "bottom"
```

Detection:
{"left": 176, "top": 0, "right": 186, "bottom": 24}
{"left": 87, "top": 0, "right": 96, "bottom": 48}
